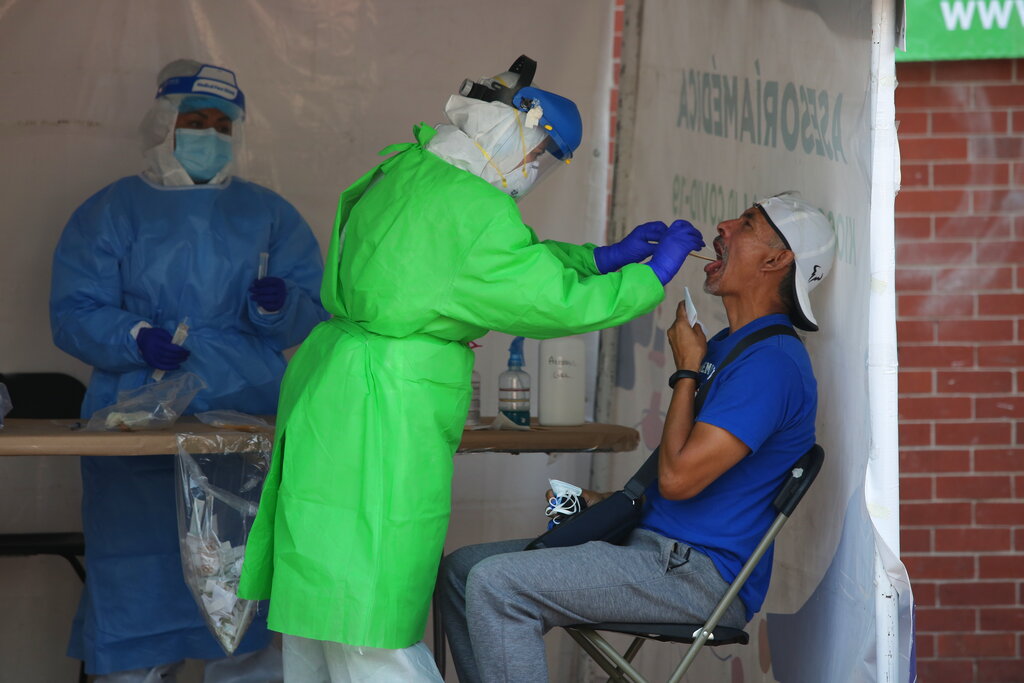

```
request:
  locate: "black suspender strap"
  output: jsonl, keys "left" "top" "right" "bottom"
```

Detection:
{"left": 620, "top": 324, "right": 800, "bottom": 500}
{"left": 692, "top": 325, "right": 799, "bottom": 415}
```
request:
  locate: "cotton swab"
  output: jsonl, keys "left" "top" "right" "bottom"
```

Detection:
{"left": 256, "top": 252, "right": 271, "bottom": 315}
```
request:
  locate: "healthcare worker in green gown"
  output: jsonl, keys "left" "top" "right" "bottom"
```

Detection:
{"left": 238, "top": 56, "right": 706, "bottom": 680}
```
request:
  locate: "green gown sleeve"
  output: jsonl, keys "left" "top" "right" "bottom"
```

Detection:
{"left": 441, "top": 209, "right": 663, "bottom": 340}
{"left": 542, "top": 239, "right": 602, "bottom": 276}
{"left": 527, "top": 226, "right": 602, "bottom": 277}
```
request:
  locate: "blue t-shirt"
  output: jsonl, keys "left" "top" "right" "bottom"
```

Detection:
{"left": 638, "top": 313, "right": 817, "bottom": 621}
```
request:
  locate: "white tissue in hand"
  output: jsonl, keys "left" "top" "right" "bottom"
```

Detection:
{"left": 684, "top": 287, "right": 701, "bottom": 328}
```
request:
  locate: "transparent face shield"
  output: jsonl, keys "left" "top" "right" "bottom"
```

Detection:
{"left": 474, "top": 113, "right": 568, "bottom": 201}
{"left": 506, "top": 137, "right": 566, "bottom": 200}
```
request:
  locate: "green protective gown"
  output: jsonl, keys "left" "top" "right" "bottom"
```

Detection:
{"left": 238, "top": 123, "right": 664, "bottom": 648}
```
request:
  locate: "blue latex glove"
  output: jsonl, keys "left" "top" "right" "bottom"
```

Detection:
{"left": 136, "top": 327, "right": 190, "bottom": 371}
{"left": 593, "top": 221, "right": 669, "bottom": 274}
{"left": 647, "top": 220, "right": 706, "bottom": 285}
{"left": 249, "top": 277, "right": 287, "bottom": 312}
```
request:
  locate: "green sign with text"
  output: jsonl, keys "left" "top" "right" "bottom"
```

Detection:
{"left": 899, "top": 0, "right": 1024, "bottom": 61}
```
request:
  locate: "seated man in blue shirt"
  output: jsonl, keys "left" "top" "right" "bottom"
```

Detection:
{"left": 438, "top": 192, "right": 837, "bottom": 683}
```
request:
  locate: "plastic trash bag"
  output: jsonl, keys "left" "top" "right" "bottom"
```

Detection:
{"left": 0, "top": 383, "right": 11, "bottom": 430}
{"left": 196, "top": 410, "right": 271, "bottom": 432}
{"left": 175, "top": 432, "right": 271, "bottom": 654}
{"left": 87, "top": 372, "right": 206, "bottom": 431}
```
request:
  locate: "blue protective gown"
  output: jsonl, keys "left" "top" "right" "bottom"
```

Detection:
{"left": 50, "top": 174, "right": 328, "bottom": 675}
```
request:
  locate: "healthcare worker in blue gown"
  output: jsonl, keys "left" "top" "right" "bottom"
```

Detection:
{"left": 49, "top": 59, "right": 328, "bottom": 681}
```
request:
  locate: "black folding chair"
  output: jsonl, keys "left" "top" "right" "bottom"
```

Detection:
{"left": 0, "top": 372, "right": 88, "bottom": 682}
{"left": 1, "top": 372, "right": 87, "bottom": 421}
{"left": 563, "top": 444, "right": 825, "bottom": 683}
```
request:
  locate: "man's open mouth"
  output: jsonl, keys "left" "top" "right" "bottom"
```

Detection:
{"left": 705, "top": 237, "right": 725, "bottom": 275}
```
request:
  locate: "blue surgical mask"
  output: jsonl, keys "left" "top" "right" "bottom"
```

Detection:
{"left": 174, "top": 128, "right": 233, "bottom": 183}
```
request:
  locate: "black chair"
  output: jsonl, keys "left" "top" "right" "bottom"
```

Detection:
{"left": 1, "top": 372, "right": 87, "bottom": 420}
{"left": 563, "top": 444, "right": 825, "bottom": 683}
{"left": 0, "top": 372, "right": 88, "bottom": 682}
{"left": 0, "top": 532, "right": 85, "bottom": 581}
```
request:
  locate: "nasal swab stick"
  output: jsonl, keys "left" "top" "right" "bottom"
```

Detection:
{"left": 256, "top": 252, "right": 271, "bottom": 315}
{"left": 258, "top": 252, "right": 269, "bottom": 280}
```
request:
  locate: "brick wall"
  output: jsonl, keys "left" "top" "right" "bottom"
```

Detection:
{"left": 895, "top": 58, "right": 1024, "bottom": 683}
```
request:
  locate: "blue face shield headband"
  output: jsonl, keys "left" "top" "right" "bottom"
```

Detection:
{"left": 157, "top": 64, "right": 246, "bottom": 120}
{"left": 512, "top": 87, "right": 582, "bottom": 162}
{"left": 179, "top": 95, "right": 243, "bottom": 121}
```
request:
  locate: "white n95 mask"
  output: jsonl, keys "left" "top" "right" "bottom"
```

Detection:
{"left": 495, "top": 160, "right": 540, "bottom": 200}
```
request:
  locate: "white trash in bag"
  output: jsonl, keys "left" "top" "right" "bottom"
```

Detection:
{"left": 88, "top": 372, "right": 206, "bottom": 431}
{"left": 175, "top": 432, "right": 270, "bottom": 654}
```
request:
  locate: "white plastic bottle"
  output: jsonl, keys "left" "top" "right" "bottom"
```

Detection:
{"left": 538, "top": 335, "right": 586, "bottom": 426}
{"left": 498, "top": 336, "right": 531, "bottom": 426}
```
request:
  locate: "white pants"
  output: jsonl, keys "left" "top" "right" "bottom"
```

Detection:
{"left": 282, "top": 634, "right": 443, "bottom": 683}
{"left": 93, "top": 643, "right": 283, "bottom": 683}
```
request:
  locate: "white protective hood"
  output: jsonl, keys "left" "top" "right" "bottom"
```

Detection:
{"left": 139, "top": 95, "right": 244, "bottom": 187}
{"left": 426, "top": 94, "right": 547, "bottom": 187}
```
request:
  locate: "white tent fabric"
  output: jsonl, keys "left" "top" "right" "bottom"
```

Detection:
{"left": 600, "top": 0, "right": 913, "bottom": 680}
{"left": 0, "top": 1, "right": 614, "bottom": 679}
{"left": 0, "top": 0, "right": 911, "bottom": 680}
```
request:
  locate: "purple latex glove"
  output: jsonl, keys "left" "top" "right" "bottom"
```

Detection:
{"left": 593, "top": 221, "right": 669, "bottom": 274}
{"left": 249, "top": 277, "right": 287, "bottom": 312}
{"left": 136, "top": 327, "right": 190, "bottom": 371}
{"left": 647, "top": 220, "right": 706, "bottom": 285}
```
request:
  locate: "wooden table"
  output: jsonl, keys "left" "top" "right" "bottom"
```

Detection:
{"left": 1, "top": 415, "right": 638, "bottom": 677}
{"left": 0, "top": 417, "right": 640, "bottom": 456}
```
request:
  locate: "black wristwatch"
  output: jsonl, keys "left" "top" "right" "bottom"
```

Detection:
{"left": 668, "top": 369, "right": 701, "bottom": 389}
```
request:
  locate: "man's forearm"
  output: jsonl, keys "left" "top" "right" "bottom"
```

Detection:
{"left": 659, "top": 377, "right": 699, "bottom": 481}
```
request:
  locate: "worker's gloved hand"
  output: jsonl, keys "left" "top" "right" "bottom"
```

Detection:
{"left": 136, "top": 327, "right": 190, "bottom": 371}
{"left": 593, "top": 221, "right": 668, "bottom": 274}
{"left": 647, "top": 220, "right": 705, "bottom": 285}
{"left": 249, "top": 277, "right": 287, "bottom": 312}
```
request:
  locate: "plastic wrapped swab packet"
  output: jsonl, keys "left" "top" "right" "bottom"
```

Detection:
{"left": 152, "top": 317, "right": 190, "bottom": 382}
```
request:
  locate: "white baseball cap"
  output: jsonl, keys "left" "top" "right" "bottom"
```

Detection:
{"left": 754, "top": 192, "right": 837, "bottom": 332}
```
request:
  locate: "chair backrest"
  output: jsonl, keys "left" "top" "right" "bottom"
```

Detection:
{"left": 0, "top": 372, "right": 86, "bottom": 419}
{"left": 773, "top": 443, "right": 825, "bottom": 517}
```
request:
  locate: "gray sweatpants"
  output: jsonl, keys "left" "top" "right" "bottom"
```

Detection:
{"left": 438, "top": 528, "right": 746, "bottom": 683}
